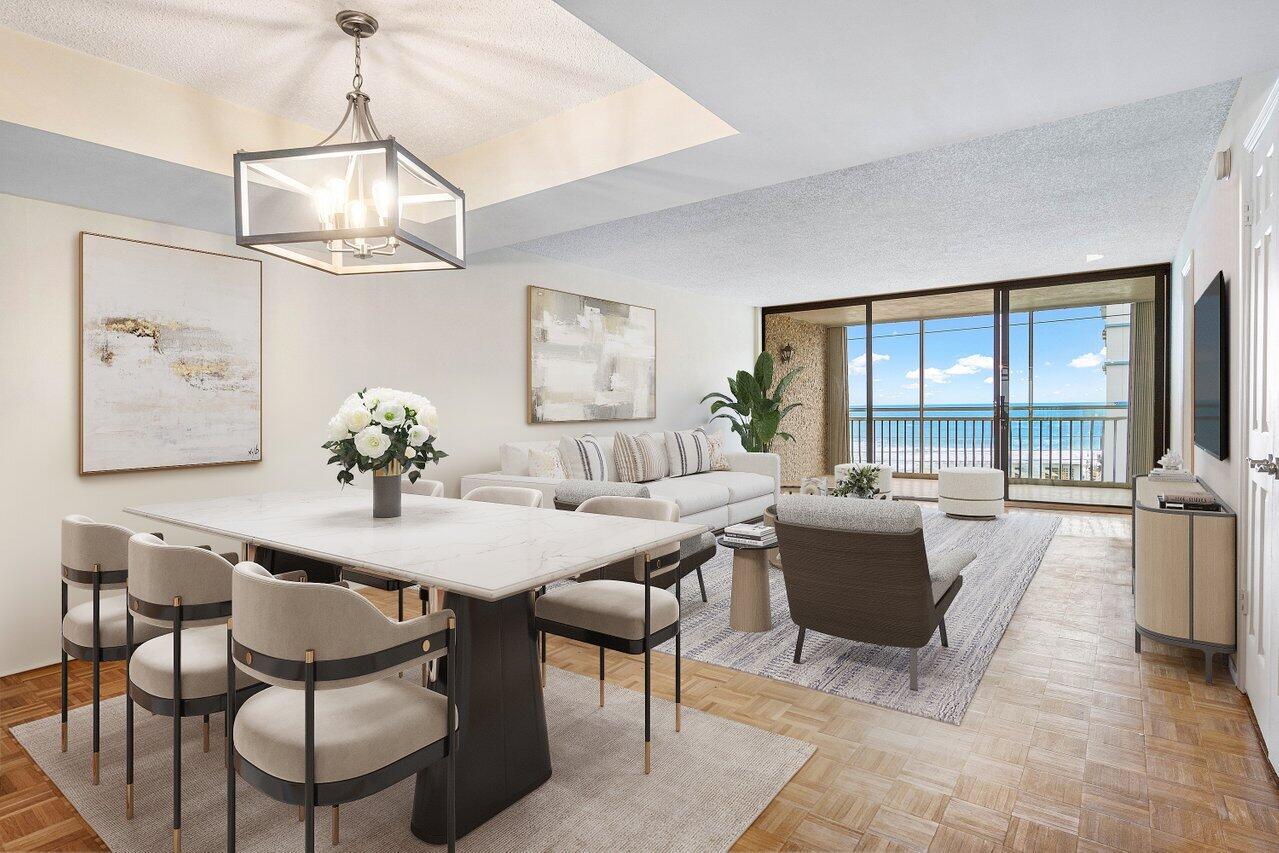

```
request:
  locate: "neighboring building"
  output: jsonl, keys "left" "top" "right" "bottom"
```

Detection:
{"left": 1100, "top": 304, "right": 1132, "bottom": 481}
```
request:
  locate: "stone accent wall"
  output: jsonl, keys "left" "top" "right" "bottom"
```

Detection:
{"left": 764, "top": 314, "right": 827, "bottom": 486}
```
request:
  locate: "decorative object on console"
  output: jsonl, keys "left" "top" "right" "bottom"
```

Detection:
{"left": 799, "top": 477, "right": 827, "bottom": 496}
{"left": 830, "top": 464, "right": 884, "bottom": 499}
{"left": 528, "top": 286, "right": 656, "bottom": 423}
{"left": 322, "top": 387, "right": 445, "bottom": 518}
{"left": 702, "top": 352, "right": 802, "bottom": 452}
{"left": 664, "top": 428, "right": 714, "bottom": 477}
{"left": 558, "top": 434, "right": 609, "bottom": 481}
{"left": 233, "top": 10, "right": 465, "bottom": 274}
{"left": 79, "top": 233, "right": 261, "bottom": 474}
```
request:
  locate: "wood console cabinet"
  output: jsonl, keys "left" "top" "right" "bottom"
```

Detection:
{"left": 1132, "top": 475, "right": 1236, "bottom": 683}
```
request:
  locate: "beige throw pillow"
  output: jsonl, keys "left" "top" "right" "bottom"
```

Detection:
{"left": 705, "top": 430, "right": 732, "bottom": 471}
{"left": 614, "top": 432, "right": 666, "bottom": 483}
{"left": 558, "top": 434, "right": 608, "bottom": 481}
{"left": 527, "top": 446, "right": 565, "bottom": 478}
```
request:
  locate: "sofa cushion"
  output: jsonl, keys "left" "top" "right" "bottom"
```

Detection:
{"left": 559, "top": 434, "right": 609, "bottom": 482}
{"left": 647, "top": 477, "right": 731, "bottom": 516}
{"left": 499, "top": 440, "right": 559, "bottom": 476}
{"left": 685, "top": 471, "right": 774, "bottom": 503}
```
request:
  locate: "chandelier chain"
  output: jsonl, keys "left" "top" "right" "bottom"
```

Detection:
{"left": 352, "top": 34, "right": 363, "bottom": 91}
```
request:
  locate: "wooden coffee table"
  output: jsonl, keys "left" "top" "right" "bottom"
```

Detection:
{"left": 718, "top": 537, "right": 773, "bottom": 632}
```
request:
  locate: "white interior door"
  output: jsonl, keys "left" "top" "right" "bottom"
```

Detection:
{"left": 1242, "top": 101, "right": 1278, "bottom": 753}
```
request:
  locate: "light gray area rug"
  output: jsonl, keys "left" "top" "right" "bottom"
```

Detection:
{"left": 12, "top": 669, "right": 812, "bottom": 852}
{"left": 658, "top": 508, "right": 1061, "bottom": 724}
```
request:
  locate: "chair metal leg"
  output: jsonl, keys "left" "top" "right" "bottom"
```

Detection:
{"left": 226, "top": 621, "right": 236, "bottom": 852}
{"left": 598, "top": 646, "right": 605, "bottom": 707}
{"left": 794, "top": 627, "right": 806, "bottom": 664}
{"left": 202, "top": 714, "right": 210, "bottom": 752}
{"left": 60, "top": 581, "right": 68, "bottom": 753}
{"left": 331, "top": 805, "right": 339, "bottom": 845}
{"left": 644, "top": 554, "right": 652, "bottom": 775}
{"left": 675, "top": 571, "right": 682, "bottom": 733}
{"left": 305, "top": 650, "right": 316, "bottom": 853}
{"left": 1204, "top": 651, "right": 1214, "bottom": 684}
{"left": 938, "top": 618, "right": 948, "bottom": 648}
{"left": 1135, "top": 629, "right": 1141, "bottom": 653}
{"left": 696, "top": 566, "right": 707, "bottom": 603}
{"left": 92, "top": 570, "right": 101, "bottom": 785}
{"left": 540, "top": 630, "right": 547, "bottom": 687}
{"left": 126, "top": 610, "right": 134, "bottom": 819}
{"left": 908, "top": 648, "right": 919, "bottom": 691}
{"left": 173, "top": 597, "right": 183, "bottom": 853}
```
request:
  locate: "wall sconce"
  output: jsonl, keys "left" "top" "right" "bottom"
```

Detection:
{"left": 779, "top": 343, "right": 794, "bottom": 364}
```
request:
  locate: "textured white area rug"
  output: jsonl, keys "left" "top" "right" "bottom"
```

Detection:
{"left": 12, "top": 669, "right": 812, "bottom": 852}
{"left": 658, "top": 508, "right": 1061, "bottom": 724}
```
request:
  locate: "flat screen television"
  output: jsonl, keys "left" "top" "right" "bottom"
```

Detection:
{"left": 1193, "top": 271, "right": 1229, "bottom": 460}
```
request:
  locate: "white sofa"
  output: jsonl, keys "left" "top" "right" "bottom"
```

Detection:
{"left": 460, "top": 433, "right": 781, "bottom": 530}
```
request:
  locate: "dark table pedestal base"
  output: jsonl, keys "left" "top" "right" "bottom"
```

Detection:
{"left": 411, "top": 590, "right": 551, "bottom": 842}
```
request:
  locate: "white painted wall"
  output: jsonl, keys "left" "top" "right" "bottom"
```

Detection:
{"left": 1171, "top": 67, "right": 1279, "bottom": 510}
{"left": 0, "top": 193, "right": 756, "bottom": 675}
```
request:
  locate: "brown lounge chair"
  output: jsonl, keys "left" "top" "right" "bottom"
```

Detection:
{"left": 773, "top": 495, "right": 973, "bottom": 690}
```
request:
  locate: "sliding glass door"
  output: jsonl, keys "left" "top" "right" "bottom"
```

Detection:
{"left": 761, "top": 265, "right": 1167, "bottom": 507}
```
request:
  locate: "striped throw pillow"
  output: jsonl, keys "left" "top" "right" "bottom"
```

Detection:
{"left": 613, "top": 432, "right": 667, "bottom": 483}
{"left": 664, "top": 428, "right": 713, "bottom": 477}
{"left": 558, "top": 434, "right": 608, "bottom": 482}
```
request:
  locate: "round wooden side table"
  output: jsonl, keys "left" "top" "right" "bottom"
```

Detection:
{"left": 718, "top": 537, "right": 773, "bottom": 632}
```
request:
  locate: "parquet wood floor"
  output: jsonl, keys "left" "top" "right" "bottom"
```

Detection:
{"left": 3, "top": 510, "right": 1276, "bottom": 851}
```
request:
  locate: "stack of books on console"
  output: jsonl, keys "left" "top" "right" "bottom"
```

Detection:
{"left": 722, "top": 522, "right": 777, "bottom": 548}
{"left": 1148, "top": 467, "right": 1195, "bottom": 483}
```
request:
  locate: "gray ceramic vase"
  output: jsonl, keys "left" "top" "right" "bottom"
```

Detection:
{"left": 372, "top": 462, "right": 403, "bottom": 518}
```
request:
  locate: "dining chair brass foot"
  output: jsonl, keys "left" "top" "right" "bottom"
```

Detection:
{"left": 644, "top": 741, "right": 651, "bottom": 775}
{"left": 202, "top": 719, "right": 210, "bottom": 753}
{"left": 599, "top": 679, "right": 604, "bottom": 707}
{"left": 332, "top": 804, "right": 339, "bottom": 844}
{"left": 676, "top": 702, "right": 681, "bottom": 732}
{"left": 172, "top": 827, "right": 181, "bottom": 853}
{"left": 61, "top": 723, "right": 67, "bottom": 752}
{"left": 298, "top": 804, "right": 304, "bottom": 822}
{"left": 125, "top": 783, "right": 133, "bottom": 820}
{"left": 92, "top": 751, "right": 99, "bottom": 785}
{"left": 540, "top": 658, "right": 546, "bottom": 688}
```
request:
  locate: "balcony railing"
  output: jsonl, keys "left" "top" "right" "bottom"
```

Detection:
{"left": 848, "top": 404, "right": 1130, "bottom": 485}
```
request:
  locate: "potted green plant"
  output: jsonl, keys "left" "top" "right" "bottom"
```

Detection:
{"left": 830, "top": 464, "right": 884, "bottom": 499}
{"left": 701, "top": 352, "right": 802, "bottom": 453}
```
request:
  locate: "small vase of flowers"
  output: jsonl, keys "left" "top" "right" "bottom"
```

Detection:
{"left": 323, "top": 387, "right": 447, "bottom": 518}
{"left": 830, "top": 464, "right": 883, "bottom": 499}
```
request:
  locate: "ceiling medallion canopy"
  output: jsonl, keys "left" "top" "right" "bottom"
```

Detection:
{"left": 233, "top": 10, "right": 465, "bottom": 274}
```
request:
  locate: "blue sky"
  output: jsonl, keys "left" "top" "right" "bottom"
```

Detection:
{"left": 847, "top": 307, "right": 1115, "bottom": 409}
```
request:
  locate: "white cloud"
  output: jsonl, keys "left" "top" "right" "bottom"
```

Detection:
{"left": 850, "top": 352, "right": 889, "bottom": 374}
{"left": 1070, "top": 347, "right": 1105, "bottom": 369}
{"left": 902, "top": 381, "right": 919, "bottom": 392}
{"left": 943, "top": 353, "right": 994, "bottom": 375}
{"left": 983, "top": 376, "right": 994, "bottom": 384}
{"left": 906, "top": 366, "right": 949, "bottom": 384}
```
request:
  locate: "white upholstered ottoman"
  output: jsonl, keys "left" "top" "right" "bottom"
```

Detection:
{"left": 833, "top": 463, "right": 894, "bottom": 498}
{"left": 937, "top": 467, "right": 1004, "bottom": 518}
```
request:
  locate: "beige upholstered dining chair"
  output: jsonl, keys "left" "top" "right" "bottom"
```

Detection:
{"left": 228, "top": 563, "right": 457, "bottom": 852}
{"left": 339, "top": 479, "right": 444, "bottom": 620}
{"left": 534, "top": 496, "right": 683, "bottom": 774}
{"left": 402, "top": 478, "right": 445, "bottom": 497}
{"left": 125, "top": 534, "right": 265, "bottom": 851}
{"left": 59, "top": 515, "right": 169, "bottom": 784}
{"left": 413, "top": 483, "right": 545, "bottom": 684}
{"left": 460, "top": 485, "right": 544, "bottom": 506}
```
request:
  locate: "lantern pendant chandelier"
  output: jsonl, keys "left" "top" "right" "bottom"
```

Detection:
{"left": 233, "top": 10, "right": 465, "bottom": 274}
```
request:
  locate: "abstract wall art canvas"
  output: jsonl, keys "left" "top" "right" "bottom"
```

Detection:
{"left": 79, "top": 233, "right": 262, "bottom": 474}
{"left": 528, "top": 285, "right": 656, "bottom": 423}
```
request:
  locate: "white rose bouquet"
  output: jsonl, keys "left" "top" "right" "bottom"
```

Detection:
{"left": 323, "top": 387, "right": 446, "bottom": 485}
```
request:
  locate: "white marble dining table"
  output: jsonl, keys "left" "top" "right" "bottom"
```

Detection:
{"left": 125, "top": 489, "right": 706, "bottom": 841}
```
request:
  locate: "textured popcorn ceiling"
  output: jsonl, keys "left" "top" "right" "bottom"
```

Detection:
{"left": 0, "top": 0, "right": 654, "bottom": 160}
{"left": 517, "top": 82, "right": 1237, "bottom": 305}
